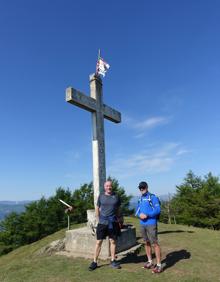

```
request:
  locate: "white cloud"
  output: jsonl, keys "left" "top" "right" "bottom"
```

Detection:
{"left": 134, "top": 116, "right": 170, "bottom": 130}
{"left": 123, "top": 114, "right": 171, "bottom": 138}
{"left": 108, "top": 142, "right": 189, "bottom": 179}
{"left": 176, "top": 149, "right": 191, "bottom": 156}
{"left": 134, "top": 132, "right": 146, "bottom": 139}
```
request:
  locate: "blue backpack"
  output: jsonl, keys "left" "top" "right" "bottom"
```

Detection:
{"left": 147, "top": 193, "right": 161, "bottom": 220}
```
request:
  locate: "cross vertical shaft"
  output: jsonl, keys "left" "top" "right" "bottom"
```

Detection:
{"left": 90, "top": 74, "right": 106, "bottom": 207}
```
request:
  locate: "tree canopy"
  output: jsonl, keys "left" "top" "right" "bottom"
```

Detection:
{"left": 160, "top": 171, "right": 220, "bottom": 230}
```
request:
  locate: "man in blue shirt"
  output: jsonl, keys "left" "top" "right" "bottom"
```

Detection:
{"left": 136, "top": 181, "right": 163, "bottom": 273}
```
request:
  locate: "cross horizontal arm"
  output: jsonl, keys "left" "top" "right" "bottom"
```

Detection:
{"left": 66, "top": 87, "right": 121, "bottom": 123}
{"left": 66, "top": 87, "right": 97, "bottom": 112}
{"left": 103, "top": 104, "right": 121, "bottom": 123}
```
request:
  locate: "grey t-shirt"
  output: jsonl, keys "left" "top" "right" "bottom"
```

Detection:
{"left": 97, "top": 193, "right": 121, "bottom": 225}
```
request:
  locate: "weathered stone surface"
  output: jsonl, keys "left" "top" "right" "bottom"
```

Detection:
{"left": 87, "top": 209, "right": 97, "bottom": 231}
{"left": 66, "top": 87, "right": 97, "bottom": 112}
{"left": 57, "top": 243, "right": 142, "bottom": 260}
{"left": 90, "top": 74, "right": 106, "bottom": 207}
{"left": 65, "top": 226, "right": 137, "bottom": 260}
{"left": 65, "top": 86, "right": 121, "bottom": 123}
{"left": 103, "top": 104, "right": 121, "bottom": 123}
{"left": 116, "top": 226, "right": 137, "bottom": 253}
{"left": 36, "top": 238, "right": 65, "bottom": 256}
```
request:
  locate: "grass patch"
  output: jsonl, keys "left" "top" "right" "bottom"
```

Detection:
{"left": 0, "top": 218, "right": 219, "bottom": 281}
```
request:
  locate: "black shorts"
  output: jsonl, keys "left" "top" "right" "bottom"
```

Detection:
{"left": 96, "top": 223, "right": 121, "bottom": 240}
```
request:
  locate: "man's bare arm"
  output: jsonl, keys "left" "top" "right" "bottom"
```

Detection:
{"left": 95, "top": 205, "right": 100, "bottom": 219}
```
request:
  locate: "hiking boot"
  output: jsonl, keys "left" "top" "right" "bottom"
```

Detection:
{"left": 143, "top": 261, "right": 154, "bottom": 269}
{"left": 152, "top": 264, "right": 163, "bottom": 273}
{"left": 110, "top": 260, "right": 121, "bottom": 269}
{"left": 89, "top": 261, "right": 98, "bottom": 271}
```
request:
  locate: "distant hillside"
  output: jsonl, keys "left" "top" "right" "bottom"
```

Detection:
{"left": 129, "top": 194, "right": 174, "bottom": 210}
{"left": 0, "top": 201, "right": 31, "bottom": 221}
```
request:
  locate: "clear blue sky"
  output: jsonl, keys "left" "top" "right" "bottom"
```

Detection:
{"left": 0, "top": 0, "right": 220, "bottom": 200}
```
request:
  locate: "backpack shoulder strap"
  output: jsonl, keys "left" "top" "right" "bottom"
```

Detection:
{"left": 148, "top": 193, "right": 160, "bottom": 207}
{"left": 149, "top": 193, "right": 161, "bottom": 219}
{"left": 149, "top": 193, "right": 155, "bottom": 199}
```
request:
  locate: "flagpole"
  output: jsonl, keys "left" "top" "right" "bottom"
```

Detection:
{"left": 96, "top": 49, "right": 101, "bottom": 75}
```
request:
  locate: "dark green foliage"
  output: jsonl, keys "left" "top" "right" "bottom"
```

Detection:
{"left": 161, "top": 171, "right": 220, "bottom": 230}
{"left": 0, "top": 242, "right": 13, "bottom": 256}
{"left": 107, "top": 176, "right": 134, "bottom": 215}
{"left": 70, "top": 182, "right": 94, "bottom": 223}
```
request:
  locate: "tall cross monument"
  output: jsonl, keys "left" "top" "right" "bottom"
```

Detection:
{"left": 66, "top": 73, "right": 121, "bottom": 207}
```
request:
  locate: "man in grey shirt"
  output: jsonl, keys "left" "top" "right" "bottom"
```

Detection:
{"left": 89, "top": 180, "right": 121, "bottom": 271}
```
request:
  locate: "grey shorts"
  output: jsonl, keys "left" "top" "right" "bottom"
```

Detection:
{"left": 140, "top": 225, "right": 158, "bottom": 244}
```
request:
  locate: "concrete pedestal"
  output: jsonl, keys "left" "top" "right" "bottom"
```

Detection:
{"left": 65, "top": 225, "right": 137, "bottom": 259}
{"left": 65, "top": 210, "right": 137, "bottom": 259}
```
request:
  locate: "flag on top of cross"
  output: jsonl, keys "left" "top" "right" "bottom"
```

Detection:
{"left": 96, "top": 50, "right": 110, "bottom": 77}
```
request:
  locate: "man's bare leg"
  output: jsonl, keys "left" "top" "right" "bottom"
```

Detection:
{"left": 154, "top": 242, "right": 161, "bottom": 265}
{"left": 109, "top": 238, "right": 116, "bottom": 261}
{"left": 94, "top": 240, "right": 103, "bottom": 262}
{"left": 145, "top": 241, "right": 152, "bottom": 262}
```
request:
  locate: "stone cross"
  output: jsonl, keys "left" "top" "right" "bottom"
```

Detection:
{"left": 66, "top": 73, "right": 121, "bottom": 207}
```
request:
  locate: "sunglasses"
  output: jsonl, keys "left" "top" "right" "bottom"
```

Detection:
{"left": 139, "top": 187, "right": 147, "bottom": 191}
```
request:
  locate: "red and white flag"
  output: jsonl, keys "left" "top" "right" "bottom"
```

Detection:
{"left": 96, "top": 50, "right": 110, "bottom": 77}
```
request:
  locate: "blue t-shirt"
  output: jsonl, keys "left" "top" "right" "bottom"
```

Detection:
{"left": 135, "top": 192, "right": 160, "bottom": 225}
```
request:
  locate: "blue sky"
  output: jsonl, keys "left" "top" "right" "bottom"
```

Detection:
{"left": 0, "top": 0, "right": 220, "bottom": 200}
